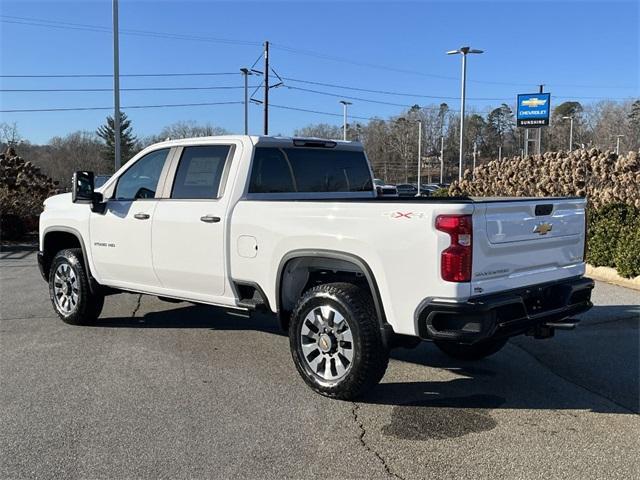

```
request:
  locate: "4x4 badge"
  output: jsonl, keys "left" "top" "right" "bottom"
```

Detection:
{"left": 533, "top": 222, "right": 553, "bottom": 235}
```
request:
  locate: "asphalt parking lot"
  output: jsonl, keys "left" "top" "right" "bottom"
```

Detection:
{"left": 1, "top": 248, "right": 639, "bottom": 480}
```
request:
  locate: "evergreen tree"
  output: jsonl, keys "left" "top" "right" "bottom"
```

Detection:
{"left": 96, "top": 112, "right": 138, "bottom": 164}
{"left": 629, "top": 100, "right": 640, "bottom": 130}
{"left": 486, "top": 104, "right": 515, "bottom": 156}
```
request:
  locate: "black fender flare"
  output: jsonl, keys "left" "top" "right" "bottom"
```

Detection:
{"left": 42, "top": 226, "right": 100, "bottom": 294}
{"left": 275, "top": 249, "right": 392, "bottom": 346}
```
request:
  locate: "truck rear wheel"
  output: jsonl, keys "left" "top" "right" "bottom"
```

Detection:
{"left": 289, "top": 282, "right": 388, "bottom": 400}
{"left": 49, "top": 248, "right": 104, "bottom": 325}
{"left": 433, "top": 337, "right": 508, "bottom": 360}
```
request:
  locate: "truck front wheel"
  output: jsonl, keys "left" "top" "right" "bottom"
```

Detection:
{"left": 48, "top": 248, "right": 104, "bottom": 325}
{"left": 433, "top": 337, "right": 508, "bottom": 360}
{"left": 289, "top": 282, "right": 388, "bottom": 400}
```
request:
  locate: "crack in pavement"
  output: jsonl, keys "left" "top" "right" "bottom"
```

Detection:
{"left": 511, "top": 342, "right": 638, "bottom": 414}
{"left": 131, "top": 294, "right": 143, "bottom": 318}
{"left": 351, "top": 402, "right": 405, "bottom": 480}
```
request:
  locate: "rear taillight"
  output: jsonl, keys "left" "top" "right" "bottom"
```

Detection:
{"left": 435, "top": 214, "right": 473, "bottom": 282}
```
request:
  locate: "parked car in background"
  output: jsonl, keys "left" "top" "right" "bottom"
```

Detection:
{"left": 373, "top": 178, "right": 398, "bottom": 197}
{"left": 396, "top": 183, "right": 419, "bottom": 197}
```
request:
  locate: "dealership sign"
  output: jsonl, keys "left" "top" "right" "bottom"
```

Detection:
{"left": 516, "top": 93, "right": 551, "bottom": 127}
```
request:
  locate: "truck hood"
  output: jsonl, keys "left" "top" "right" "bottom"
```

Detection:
{"left": 43, "top": 192, "right": 72, "bottom": 210}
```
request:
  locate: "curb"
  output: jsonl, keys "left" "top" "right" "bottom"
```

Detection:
{"left": 586, "top": 264, "right": 640, "bottom": 292}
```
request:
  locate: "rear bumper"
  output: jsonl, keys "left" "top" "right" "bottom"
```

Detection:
{"left": 415, "top": 276, "right": 594, "bottom": 343}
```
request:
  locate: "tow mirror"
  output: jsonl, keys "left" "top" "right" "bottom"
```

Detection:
{"left": 72, "top": 171, "right": 105, "bottom": 212}
{"left": 72, "top": 171, "right": 95, "bottom": 203}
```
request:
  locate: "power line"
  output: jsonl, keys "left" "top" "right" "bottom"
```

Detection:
{"left": 2, "top": 14, "right": 636, "bottom": 90}
{"left": 0, "top": 72, "right": 239, "bottom": 78}
{"left": 270, "top": 43, "right": 638, "bottom": 90}
{"left": 0, "top": 15, "right": 261, "bottom": 47}
{"left": 1, "top": 70, "right": 632, "bottom": 102}
{"left": 1, "top": 101, "right": 243, "bottom": 113}
{"left": 268, "top": 103, "right": 373, "bottom": 121}
{"left": 1, "top": 85, "right": 258, "bottom": 93}
{"left": 286, "top": 86, "right": 464, "bottom": 110}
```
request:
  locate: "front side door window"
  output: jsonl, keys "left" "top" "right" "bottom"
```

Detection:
{"left": 114, "top": 148, "right": 169, "bottom": 200}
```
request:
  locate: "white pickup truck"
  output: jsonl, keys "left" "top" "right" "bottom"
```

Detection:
{"left": 39, "top": 135, "right": 594, "bottom": 399}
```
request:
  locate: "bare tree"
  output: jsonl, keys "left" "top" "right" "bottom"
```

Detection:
{"left": 0, "top": 122, "right": 23, "bottom": 146}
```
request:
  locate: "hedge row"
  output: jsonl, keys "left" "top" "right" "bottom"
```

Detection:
{"left": 449, "top": 148, "right": 640, "bottom": 209}
{"left": 0, "top": 148, "right": 60, "bottom": 240}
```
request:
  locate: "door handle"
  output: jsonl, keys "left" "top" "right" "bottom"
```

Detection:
{"left": 200, "top": 215, "right": 221, "bottom": 223}
{"left": 134, "top": 213, "right": 150, "bottom": 220}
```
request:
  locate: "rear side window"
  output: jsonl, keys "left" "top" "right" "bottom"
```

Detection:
{"left": 171, "top": 145, "right": 230, "bottom": 199}
{"left": 248, "top": 147, "right": 373, "bottom": 194}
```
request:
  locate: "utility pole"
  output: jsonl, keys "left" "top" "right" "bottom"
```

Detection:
{"left": 240, "top": 68, "right": 251, "bottom": 135}
{"left": 263, "top": 41, "right": 269, "bottom": 135}
{"left": 472, "top": 141, "right": 477, "bottom": 179}
{"left": 112, "top": 0, "right": 121, "bottom": 171}
{"left": 537, "top": 84, "right": 544, "bottom": 155}
{"left": 439, "top": 136, "right": 444, "bottom": 184}
{"left": 447, "top": 46, "right": 483, "bottom": 181}
{"left": 562, "top": 115, "right": 574, "bottom": 151}
{"left": 416, "top": 121, "right": 422, "bottom": 195}
{"left": 615, "top": 135, "right": 624, "bottom": 155}
{"left": 339, "top": 100, "right": 352, "bottom": 141}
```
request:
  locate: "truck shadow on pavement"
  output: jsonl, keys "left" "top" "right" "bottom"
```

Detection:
{"left": 93, "top": 301, "right": 638, "bottom": 421}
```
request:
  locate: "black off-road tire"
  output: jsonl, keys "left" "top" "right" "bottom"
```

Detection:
{"left": 434, "top": 337, "right": 508, "bottom": 360}
{"left": 48, "top": 248, "right": 104, "bottom": 325}
{"left": 289, "top": 282, "right": 389, "bottom": 400}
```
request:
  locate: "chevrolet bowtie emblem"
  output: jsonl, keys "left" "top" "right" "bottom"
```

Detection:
{"left": 521, "top": 97, "right": 547, "bottom": 107}
{"left": 533, "top": 222, "right": 553, "bottom": 235}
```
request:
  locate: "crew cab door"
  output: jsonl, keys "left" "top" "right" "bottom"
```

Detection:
{"left": 151, "top": 144, "right": 234, "bottom": 301}
{"left": 89, "top": 148, "right": 171, "bottom": 289}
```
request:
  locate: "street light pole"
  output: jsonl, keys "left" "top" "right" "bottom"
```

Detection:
{"left": 447, "top": 46, "right": 483, "bottom": 181}
{"left": 240, "top": 68, "right": 251, "bottom": 135}
{"left": 417, "top": 120, "right": 422, "bottom": 196}
{"left": 339, "top": 100, "right": 352, "bottom": 141}
{"left": 472, "top": 141, "right": 477, "bottom": 178}
{"left": 615, "top": 135, "right": 624, "bottom": 155}
{"left": 562, "top": 115, "right": 574, "bottom": 151}
{"left": 440, "top": 136, "right": 444, "bottom": 184}
{"left": 112, "top": 0, "right": 121, "bottom": 171}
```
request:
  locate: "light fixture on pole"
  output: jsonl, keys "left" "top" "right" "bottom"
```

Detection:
{"left": 339, "top": 100, "right": 352, "bottom": 141}
{"left": 615, "top": 134, "right": 624, "bottom": 155}
{"left": 112, "top": 0, "right": 121, "bottom": 171}
{"left": 447, "top": 46, "right": 483, "bottom": 181}
{"left": 240, "top": 68, "right": 252, "bottom": 135}
{"left": 562, "top": 115, "right": 574, "bottom": 151}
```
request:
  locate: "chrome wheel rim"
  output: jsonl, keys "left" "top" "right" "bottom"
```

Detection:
{"left": 300, "top": 305, "right": 354, "bottom": 382}
{"left": 53, "top": 263, "right": 79, "bottom": 315}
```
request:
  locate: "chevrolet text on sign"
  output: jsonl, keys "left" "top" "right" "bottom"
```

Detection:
{"left": 517, "top": 93, "right": 551, "bottom": 127}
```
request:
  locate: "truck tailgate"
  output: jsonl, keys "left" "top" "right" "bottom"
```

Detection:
{"left": 472, "top": 198, "right": 587, "bottom": 295}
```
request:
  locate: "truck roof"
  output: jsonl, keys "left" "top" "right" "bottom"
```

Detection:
{"left": 147, "top": 135, "right": 364, "bottom": 150}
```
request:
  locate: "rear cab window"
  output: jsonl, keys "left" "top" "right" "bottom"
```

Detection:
{"left": 171, "top": 145, "right": 232, "bottom": 199}
{"left": 248, "top": 147, "right": 374, "bottom": 195}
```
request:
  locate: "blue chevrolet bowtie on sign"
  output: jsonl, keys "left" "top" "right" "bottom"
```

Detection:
{"left": 517, "top": 93, "right": 551, "bottom": 127}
